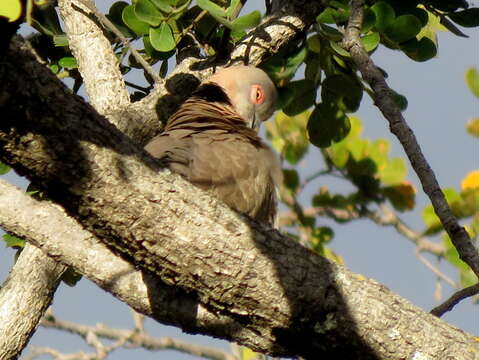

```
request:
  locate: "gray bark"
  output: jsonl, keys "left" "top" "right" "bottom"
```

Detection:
{"left": 0, "top": 37, "right": 478, "bottom": 360}
{"left": 0, "top": 244, "right": 65, "bottom": 360}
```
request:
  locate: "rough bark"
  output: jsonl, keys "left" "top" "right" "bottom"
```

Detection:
{"left": 0, "top": 2, "right": 327, "bottom": 358}
{"left": 58, "top": 0, "right": 130, "bottom": 114}
{"left": 0, "top": 244, "right": 65, "bottom": 360}
{"left": 0, "top": 37, "right": 478, "bottom": 360}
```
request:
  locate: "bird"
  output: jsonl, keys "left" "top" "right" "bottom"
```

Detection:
{"left": 144, "top": 65, "right": 282, "bottom": 226}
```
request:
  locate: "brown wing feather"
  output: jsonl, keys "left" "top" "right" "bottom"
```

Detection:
{"left": 145, "top": 97, "right": 281, "bottom": 226}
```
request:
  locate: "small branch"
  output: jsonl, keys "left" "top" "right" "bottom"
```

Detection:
{"left": 415, "top": 250, "right": 457, "bottom": 288}
{"left": 430, "top": 283, "right": 479, "bottom": 317}
{"left": 342, "top": 0, "right": 479, "bottom": 279}
{"left": 58, "top": 0, "right": 131, "bottom": 115}
{"left": 41, "top": 315, "right": 237, "bottom": 360}
{"left": 74, "top": 0, "right": 162, "bottom": 85}
{"left": 131, "top": 309, "right": 145, "bottom": 334}
{"left": 278, "top": 203, "right": 445, "bottom": 257}
{"left": 367, "top": 205, "right": 445, "bottom": 257}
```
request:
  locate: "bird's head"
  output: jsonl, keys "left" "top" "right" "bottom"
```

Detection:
{"left": 206, "top": 66, "right": 277, "bottom": 130}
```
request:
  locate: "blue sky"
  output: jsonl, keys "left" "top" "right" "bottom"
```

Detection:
{"left": 1, "top": 1, "right": 479, "bottom": 358}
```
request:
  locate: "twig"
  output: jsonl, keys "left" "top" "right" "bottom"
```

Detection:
{"left": 40, "top": 315, "right": 237, "bottom": 360}
{"left": 430, "top": 283, "right": 479, "bottom": 317}
{"left": 131, "top": 309, "right": 145, "bottom": 333}
{"left": 278, "top": 203, "right": 445, "bottom": 257}
{"left": 75, "top": 0, "right": 162, "bottom": 85}
{"left": 342, "top": 0, "right": 479, "bottom": 279}
{"left": 415, "top": 250, "right": 457, "bottom": 288}
{"left": 367, "top": 204, "right": 445, "bottom": 256}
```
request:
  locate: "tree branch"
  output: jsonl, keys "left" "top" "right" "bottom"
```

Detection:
{"left": 0, "top": 243, "right": 65, "bottom": 360}
{"left": 58, "top": 0, "right": 130, "bottom": 115}
{"left": 0, "top": 4, "right": 329, "bottom": 358}
{"left": 431, "top": 283, "right": 479, "bottom": 317}
{"left": 40, "top": 312, "right": 237, "bottom": 360}
{"left": 342, "top": 0, "right": 479, "bottom": 279}
{"left": 0, "top": 37, "right": 478, "bottom": 360}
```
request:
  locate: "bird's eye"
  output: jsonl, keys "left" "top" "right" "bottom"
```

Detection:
{"left": 250, "top": 84, "right": 265, "bottom": 105}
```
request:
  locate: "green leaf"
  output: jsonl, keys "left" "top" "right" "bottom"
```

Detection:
{"left": 311, "top": 227, "right": 334, "bottom": 255}
{"left": 427, "top": 0, "right": 468, "bottom": 12}
{"left": 321, "top": 74, "right": 363, "bottom": 112}
{"left": 134, "top": 0, "right": 165, "bottom": 26}
{"left": 307, "top": 103, "right": 351, "bottom": 148}
{"left": 383, "top": 182, "right": 416, "bottom": 212}
{"left": 440, "top": 15, "right": 469, "bottom": 37}
{"left": 226, "top": 0, "right": 241, "bottom": 17}
{"left": 107, "top": 1, "right": 136, "bottom": 38}
{"left": 385, "top": 14, "right": 422, "bottom": 43}
{"left": 31, "top": 5, "right": 63, "bottom": 36}
{"left": 305, "top": 57, "right": 322, "bottom": 85}
{"left": 109, "top": 1, "right": 129, "bottom": 21}
{"left": 53, "top": 35, "right": 69, "bottom": 47}
{"left": 370, "top": 1, "right": 395, "bottom": 32}
{"left": 3, "top": 234, "right": 25, "bottom": 248}
{"left": 123, "top": 5, "right": 150, "bottom": 35}
{"left": 58, "top": 57, "right": 78, "bottom": 69}
{"left": 196, "top": 0, "right": 226, "bottom": 18}
{"left": 150, "top": 22, "right": 176, "bottom": 51}
{"left": 465, "top": 67, "right": 479, "bottom": 98}
{"left": 307, "top": 34, "right": 322, "bottom": 53}
{"left": 378, "top": 157, "right": 406, "bottom": 185}
{"left": 231, "top": 10, "right": 261, "bottom": 31}
{"left": 422, "top": 188, "right": 460, "bottom": 233}
{"left": 150, "top": 0, "right": 174, "bottom": 12}
{"left": 400, "top": 37, "right": 437, "bottom": 62}
{"left": 390, "top": 89, "right": 408, "bottom": 111}
{"left": 411, "top": 7, "right": 429, "bottom": 27}
{"left": 265, "top": 111, "right": 310, "bottom": 165}
{"left": 361, "top": 32, "right": 380, "bottom": 52}
{"left": 0, "top": 0, "right": 22, "bottom": 22}
{"left": 142, "top": 35, "right": 176, "bottom": 60}
{"left": 0, "top": 161, "right": 10, "bottom": 175}
{"left": 316, "top": 6, "right": 350, "bottom": 24}
{"left": 362, "top": 8, "right": 376, "bottom": 33}
{"left": 196, "top": 0, "right": 233, "bottom": 28}
{"left": 328, "top": 143, "right": 349, "bottom": 168}
{"left": 317, "top": 8, "right": 337, "bottom": 24}
{"left": 262, "top": 45, "right": 307, "bottom": 84}
{"left": 329, "top": 40, "right": 350, "bottom": 57}
{"left": 442, "top": 235, "right": 469, "bottom": 271}
{"left": 283, "top": 169, "right": 300, "bottom": 192}
{"left": 282, "top": 80, "right": 317, "bottom": 116}
{"left": 320, "top": 24, "right": 343, "bottom": 41}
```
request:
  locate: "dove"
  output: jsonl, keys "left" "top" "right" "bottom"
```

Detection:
{"left": 145, "top": 66, "right": 281, "bottom": 226}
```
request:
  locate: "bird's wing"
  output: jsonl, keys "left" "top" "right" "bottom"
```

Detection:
{"left": 145, "top": 124, "right": 281, "bottom": 226}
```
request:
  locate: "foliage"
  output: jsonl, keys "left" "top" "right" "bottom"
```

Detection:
{"left": 4, "top": 0, "right": 479, "bottom": 357}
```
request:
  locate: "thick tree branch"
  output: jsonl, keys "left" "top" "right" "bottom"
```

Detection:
{"left": 0, "top": 179, "right": 259, "bottom": 357}
{"left": 1, "top": 37, "right": 479, "bottom": 360}
{"left": 0, "top": 4, "right": 328, "bottom": 358}
{"left": 342, "top": 0, "right": 479, "bottom": 279}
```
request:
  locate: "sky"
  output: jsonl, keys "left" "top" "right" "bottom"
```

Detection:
{"left": 1, "top": 1, "right": 479, "bottom": 359}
